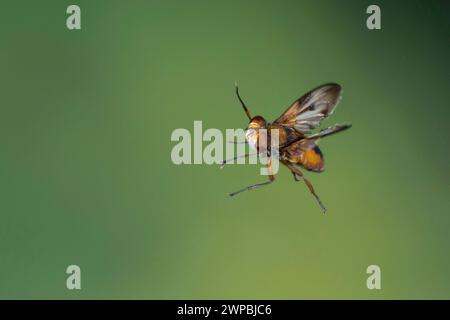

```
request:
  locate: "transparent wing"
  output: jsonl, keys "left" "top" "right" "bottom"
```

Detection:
{"left": 274, "top": 83, "right": 342, "bottom": 133}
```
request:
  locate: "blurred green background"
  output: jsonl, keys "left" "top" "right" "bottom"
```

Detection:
{"left": 0, "top": 0, "right": 449, "bottom": 299}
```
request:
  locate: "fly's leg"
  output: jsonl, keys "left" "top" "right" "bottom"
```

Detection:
{"left": 228, "top": 159, "right": 275, "bottom": 196}
{"left": 220, "top": 153, "right": 257, "bottom": 168}
{"left": 228, "top": 176, "right": 274, "bottom": 197}
{"left": 282, "top": 160, "right": 327, "bottom": 213}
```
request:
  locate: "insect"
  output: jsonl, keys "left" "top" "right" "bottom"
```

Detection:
{"left": 222, "top": 83, "right": 351, "bottom": 213}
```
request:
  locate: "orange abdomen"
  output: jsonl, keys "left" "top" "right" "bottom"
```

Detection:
{"left": 300, "top": 146, "right": 324, "bottom": 172}
{"left": 282, "top": 140, "right": 325, "bottom": 172}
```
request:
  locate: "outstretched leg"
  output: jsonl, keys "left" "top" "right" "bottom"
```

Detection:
{"left": 229, "top": 159, "right": 275, "bottom": 196}
{"left": 282, "top": 160, "right": 327, "bottom": 213}
{"left": 228, "top": 175, "right": 274, "bottom": 197}
{"left": 220, "top": 153, "right": 255, "bottom": 168}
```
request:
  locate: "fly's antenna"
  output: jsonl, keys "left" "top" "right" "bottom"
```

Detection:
{"left": 235, "top": 82, "right": 252, "bottom": 121}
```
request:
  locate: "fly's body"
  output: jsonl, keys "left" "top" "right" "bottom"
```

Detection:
{"left": 245, "top": 121, "right": 303, "bottom": 154}
{"left": 223, "top": 83, "right": 351, "bottom": 212}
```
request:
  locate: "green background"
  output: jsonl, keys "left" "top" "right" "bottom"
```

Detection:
{"left": 1, "top": 0, "right": 449, "bottom": 299}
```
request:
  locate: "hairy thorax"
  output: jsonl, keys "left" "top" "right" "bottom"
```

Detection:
{"left": 245, "top": 124, "right": 304, "bottom": 155}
